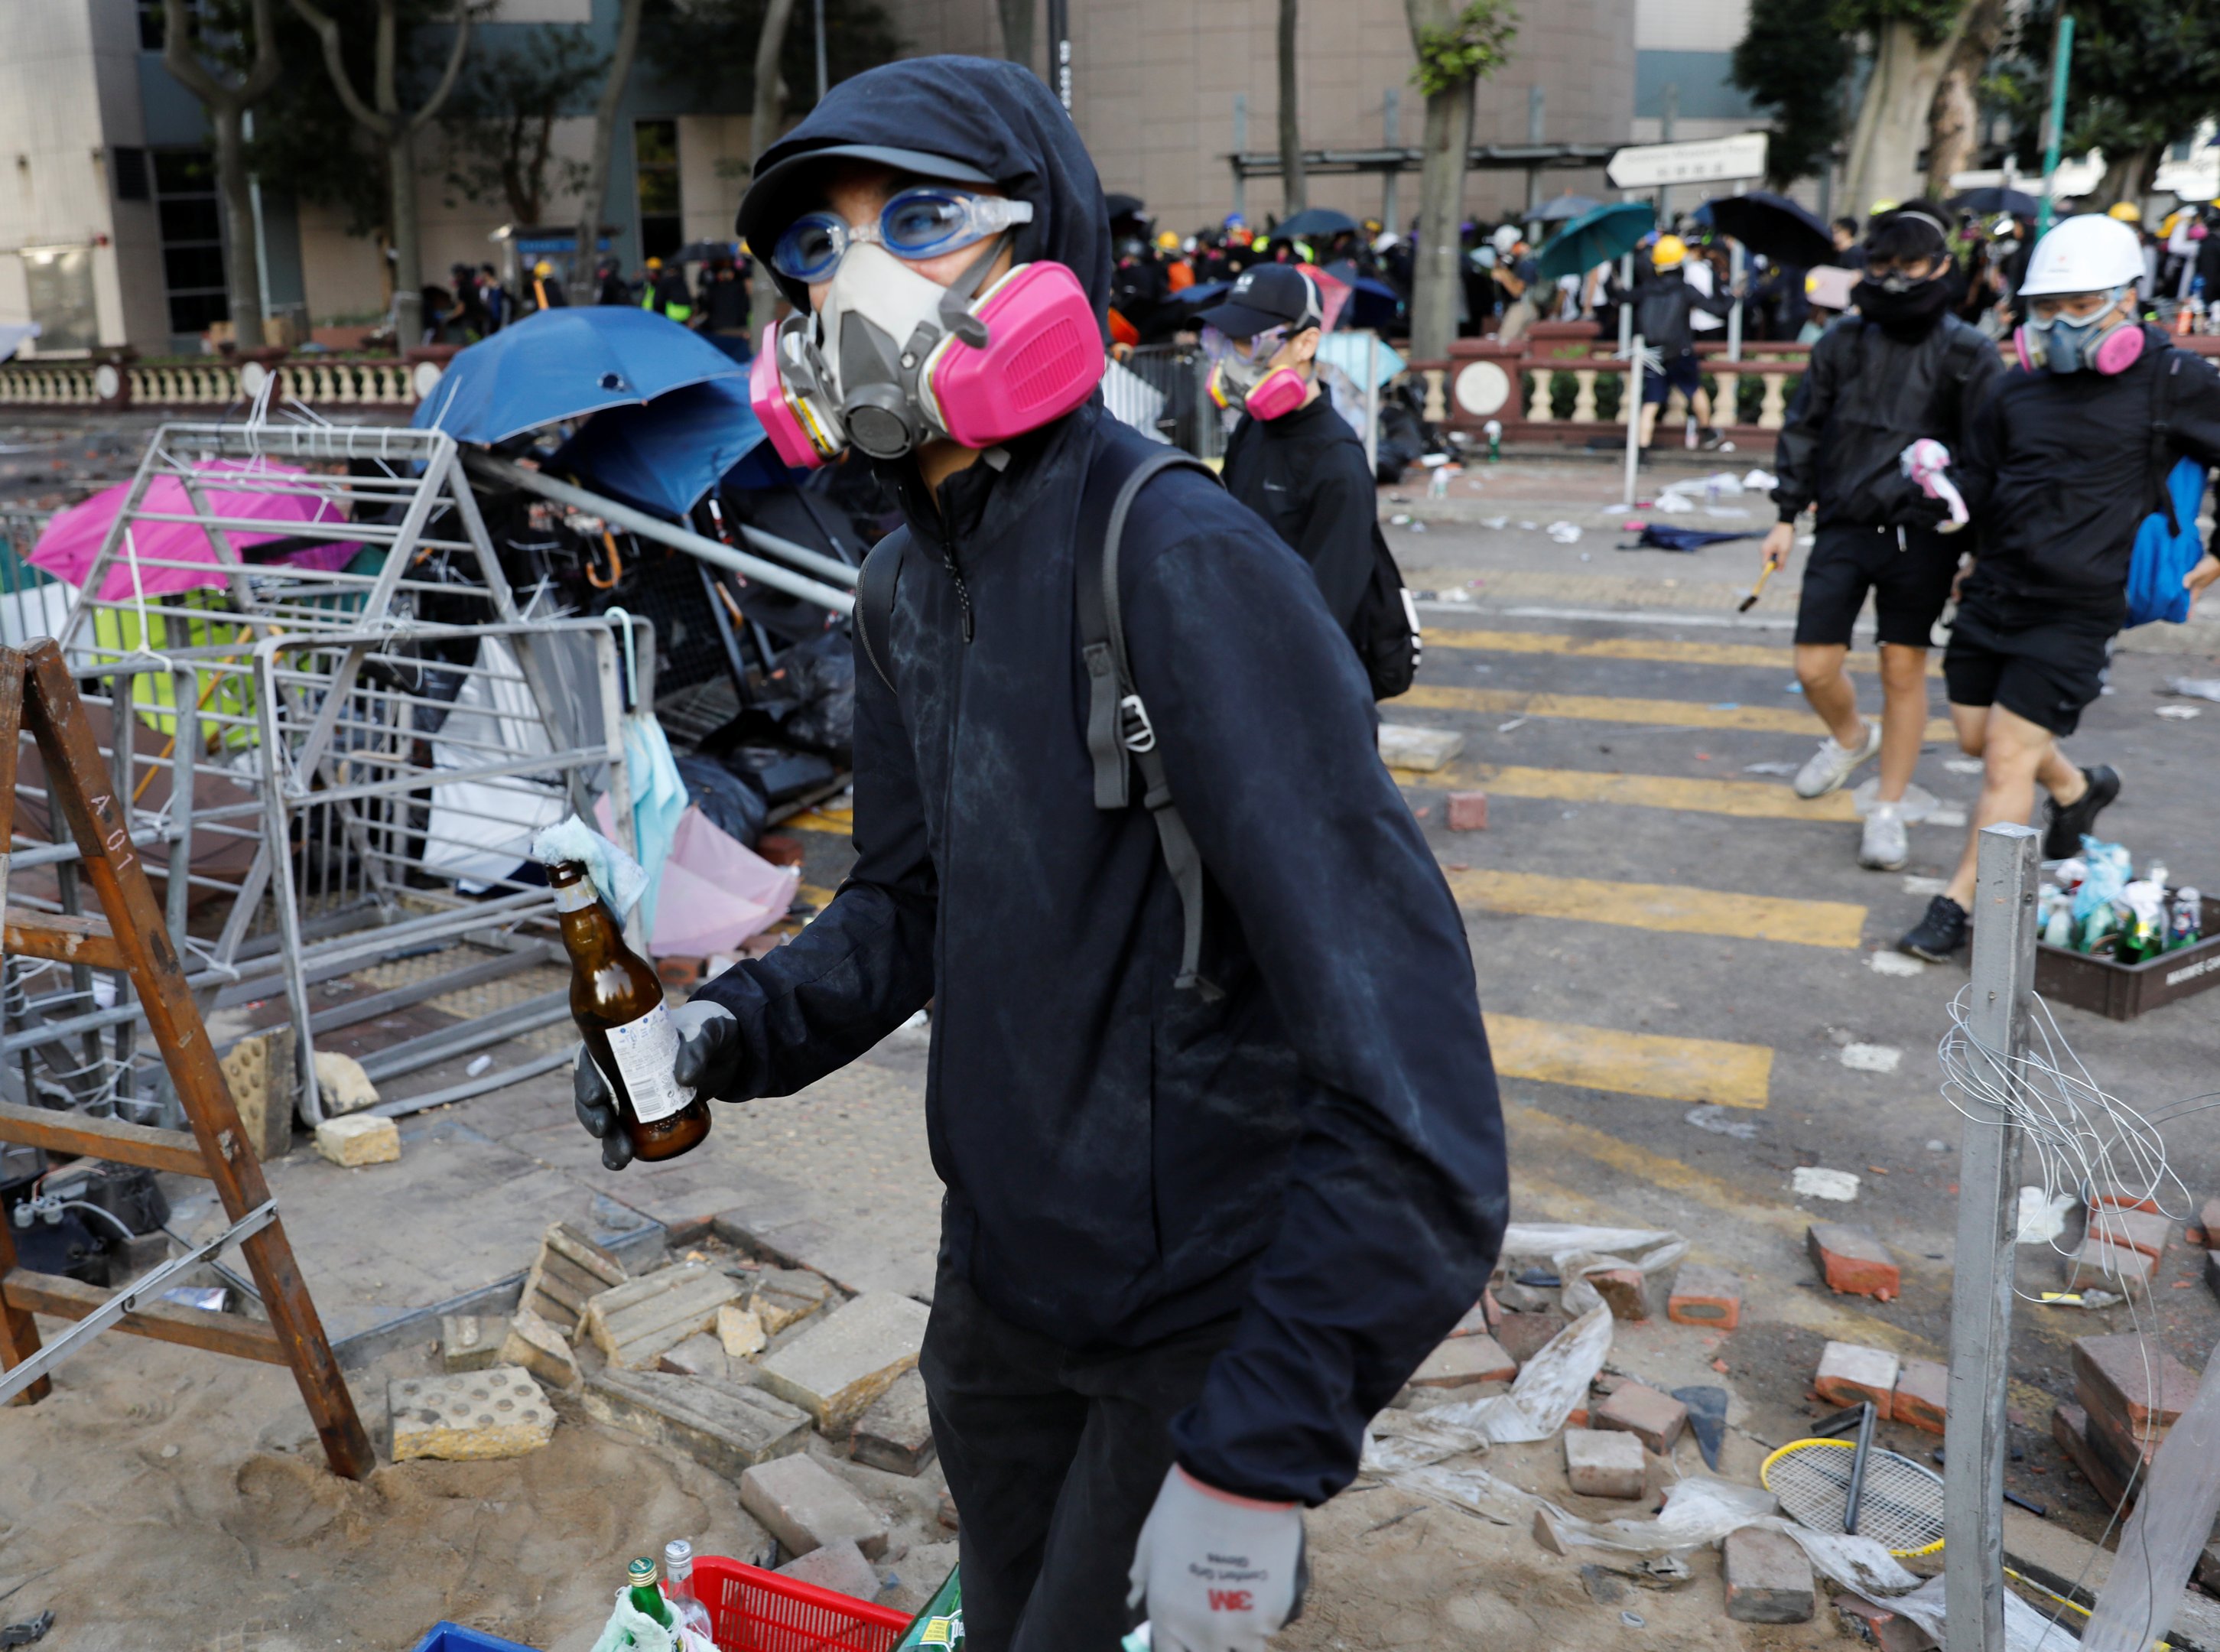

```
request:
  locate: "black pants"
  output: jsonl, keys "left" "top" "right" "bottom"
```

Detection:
{"left": 920, "top": 1252, "right": 1240, "bottom": 1652}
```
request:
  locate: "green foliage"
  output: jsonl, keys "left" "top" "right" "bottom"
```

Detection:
{"left": 1728, "top": 0, "right": 1967, "bottom": 186}
{"left": 639, "top": 0, "right": 903, "bottom": 115}
{"left": 1411, "top": 0, "right": 1518, "bottom": 98}
{"left": 1997, "top": 0, "right": 2220, "bottom": 171}
{"left": 440, "top": 28, "right": 602, "bottom": 223}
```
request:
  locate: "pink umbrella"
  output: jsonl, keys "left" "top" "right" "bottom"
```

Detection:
{"left": 31, "top": 458, "right": 362, "bottom": 601}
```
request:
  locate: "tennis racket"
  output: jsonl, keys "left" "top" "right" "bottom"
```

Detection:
{"left": 1760, "top": 1438, "right": 1947, "bottom": 1557}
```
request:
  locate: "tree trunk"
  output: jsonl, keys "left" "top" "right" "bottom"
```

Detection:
{"left": 577, "top": 0, "right": 645, "bottom": 302}
{"left": 1841, "top": 15, "right": 1965, "bottom": 224}
{"left": 996, "top": 0, "right": 1035, "bottom": 75}
{"left": 749, "top": 0, "right": 801, "bottom": 330}
{"left": 1409, "top": 76, "right": 1473, "bottom": 361}
{"left": 2096, "top": 144, "right": 2157, "bottom": 210}
{"left": 1278, "top": 0, "right": 1305, "bottom": 216}
{"left": 391, "top": 130, "right": 424, "bottom": 345}
{"left": 208, "top": 103, "right": 265, "bottom": 350}
{"left": 1924, "top": 0, "right": 2004, "bottom": 199}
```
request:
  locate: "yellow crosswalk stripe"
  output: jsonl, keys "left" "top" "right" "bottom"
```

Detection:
{"left": 1447, "top": 865, "right": 1866, "bottom": 948}
{"left": 1487, "top": 1015, "right": 1771, "bottom": 1107}
{"left": 1401, "top": 683, "right": 1957, "bottom": 742}
{"left": 1405, "top": 762, "right": 1861, "bottom": 822}
{"left": 1422, "top": 626, "right": 1939, "bottom": 675}
{"left": 786, "top": 808, "right": 853, "bottom": 835}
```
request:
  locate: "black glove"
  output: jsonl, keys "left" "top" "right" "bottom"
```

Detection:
{"left": 573, "top": 1000, "right": 747, "bottom": 1170}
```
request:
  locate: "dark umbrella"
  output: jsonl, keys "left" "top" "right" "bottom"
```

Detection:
{"left": 548, "top": 378, "right": 771, "bottom": 521}
{"left": 1322, "top": 260, "right": 1404, "bottom": 330}
{"left": 1105, "top": 193, "right": 1148, "bottom": 223}
{"left": 1701, "top": 191, "right": 1836, "bottom": 268}
{"left": 1948, "top": 187, "right": 2040, "bottom": 218}
{"left": 671, "top": 239, "right": 741, "bottom": 265}
{"left": 1535, "top": 194, "right": 1601, "bottom": 223}
{"left": 1274, "top": 206, "right": 1360, "bottom": 241}
{"left": 1535, "top": 200, "right": 1656, "bottom": 282}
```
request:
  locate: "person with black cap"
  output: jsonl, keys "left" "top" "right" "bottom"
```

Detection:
{"left": 1203, "top": 265, "right": 1377, "bottom": 643}
{"left": 570, "top": 53, "right": 1506, "bottom": 1652}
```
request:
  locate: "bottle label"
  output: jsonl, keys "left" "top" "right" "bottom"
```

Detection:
{"left": 552, "top": 880, "right": 598, "bottom": 913}
{"left": 605, "top": 1003, "right": 696, "bottom": 1124}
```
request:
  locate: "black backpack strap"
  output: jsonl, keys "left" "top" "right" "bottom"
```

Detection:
{"left": 2147, "top": 343, "right": 2186, "bottom": 536}
{"left": 1074, "top": 432, "right": 1223, "bottom": 999}
{"left": 854, "top": 533, "right": 902, "bottom": 692}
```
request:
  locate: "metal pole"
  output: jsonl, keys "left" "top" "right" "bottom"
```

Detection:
{"left": 1383, "top": 89, "right": 1399, "bottom": 229}
{"left": 1943, "top": 821, "right": 2040, "bottom": 1652}
{"left": 1658, "top": 83, "right": 1677, "bottom": 227}
{"left": 2038, "top": 14, "right": 2075, "bottom": 237}
{"left": 813, "top": 0, "right": 827, "bottom": 103}
{"left": 1622, "top": 332, "right": 1645, "bottom": 506}
{"left": 1728, "top": 239, "right": 1745, "bottom": 361}
{"left": 1048, "top": 0, "right": 1071, "bottom": 112}
{"left": 1617, "top": 253, "right": 1633, "bottom": 355}
{"left": 245, "top": 111, "right": 272, "bottom": 324}
{"left": 1233, "top": 93, "right": 1248, "bottom": 220}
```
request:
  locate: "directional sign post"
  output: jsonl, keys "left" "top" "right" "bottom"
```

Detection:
{"left": 1606, "top": 132, "right": 1770, "bottom": 192}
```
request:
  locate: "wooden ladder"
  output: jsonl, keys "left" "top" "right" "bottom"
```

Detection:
{"left": 0, "top": 639, "right": 372, "bottom": 1478}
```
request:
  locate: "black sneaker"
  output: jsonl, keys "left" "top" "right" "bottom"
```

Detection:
{"left": 1698, "top": 426, "right": 1728, "bottom": 451}
{"left": 2042, "top": 764, "right": 2122, "bottom": 860}
{"left": 1900, "top": 896, "right": 1969, "bottom": 962}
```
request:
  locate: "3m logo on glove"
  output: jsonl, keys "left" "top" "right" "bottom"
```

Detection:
{"left": 1208, "top": 1590, "right": 1255, "bottom": 1613}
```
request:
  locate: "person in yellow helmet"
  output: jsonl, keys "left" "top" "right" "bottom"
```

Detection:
{"left": 530, "top": 258, "right": 567, "bottom": 312}
{"left": 640, "top": 254, "right": 694, "bottom": 321}
{"left": 1632, "top": 233, "right": 1736, "bottom": 448}
{"left": 2108, "top": 200, "right": 2141, "bottom": 223}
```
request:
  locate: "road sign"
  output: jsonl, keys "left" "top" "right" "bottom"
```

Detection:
{"left": 1606, "top": 132, "right": 1770, "bottom": 191}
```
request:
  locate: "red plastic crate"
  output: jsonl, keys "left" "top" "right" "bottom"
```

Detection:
{"left": 693, "top": 1554, "right": 912, "bottom": 1652}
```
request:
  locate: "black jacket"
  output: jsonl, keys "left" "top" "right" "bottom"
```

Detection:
{"left": 1632, "top": 267, "right": 1733, "bottom": 356}
{"left": 1772, "top": 314, "right": 2004, "bottom": 527}
{"left": 1221, "top": 392, "right": 1377, "bottom": 633}
{"left": 1958, "top": 327, "right": 2220, "bottom": 603}
{"left": 697, "top": 55, "right": 1507, "bottom": 1509}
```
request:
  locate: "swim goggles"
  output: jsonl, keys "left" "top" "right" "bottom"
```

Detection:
{"left": 772, "top": 187, "right": 1035, "bottom": 283}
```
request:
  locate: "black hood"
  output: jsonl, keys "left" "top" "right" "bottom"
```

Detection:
{"left": 736, "top": 54, "right": 1110, "bottom": 324}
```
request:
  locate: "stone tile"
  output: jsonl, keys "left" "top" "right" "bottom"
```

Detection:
{"left": 499, "top": 1306, "right": 580, "bottom": 1390}
{"left": 1562, "top": 1426, "right": 1644, "bottom": 1499}
{"left": 583, "top": 1263, "right": 746, "bottom": 1369}
{"left": 757, "top": 1291, "right": 930, "bottom": 1431}
{"left": 583, "top": 1368, "right": 812, "bottom": 1480}
{"left": 1592, "top": 1381, "right": 1685, "bottom": 1453}
{"left": 776, "top": 1537, "right": 881, "bottom": 1601}
{"left": 1724, "top": 1527, "right": 1814, "bottom": 1623}
{"left": 1378, "top": 724, "right": 1463, "bottom": 770}
{"left": 719, "top": 1302, "right": 767, "bottom": 1358}
{"left": 440, "top": 1313, "right": 502, "bottom": 1373}
{"left": 314, "top": 1114, "right": 399, "bottom": 1167}
{"left": 852, "top": 1368, "right": 937, "bottom": 1477}
{"left": 748, "top": 1267, "right": 835, "bottom": 1335}
{"left": 390, "top": 1366, "right": 554, "bottom": 1461}
{"left": 739, "top": 1452, "right": 889, "bottom": 1560}
{"left": 1409, "top": 1334, "right": 1516, "bottom": 1388}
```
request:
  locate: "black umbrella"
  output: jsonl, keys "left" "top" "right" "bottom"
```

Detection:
{"left": 1105, "top": 193, "right": 1149, "bottom": 223}
{"left": 1274, "top": 206, "right": 1359, "bottom": 240}
{"left": 1535, "top": 193, "right": 1601, "bottom": 223}
{"left": 1948, "top": 187, "right": 2040, "bottom": 218}
{"left": 1701, "top": 191, "right": 1836, "bottom": 268}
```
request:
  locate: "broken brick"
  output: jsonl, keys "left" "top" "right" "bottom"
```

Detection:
{"left": 1806, "top": 1222, "right": 1900, "bottom": 1301}
{"left": 776, "top": 1538, "right": 880, "bottom": 1601}
{"left": 1813, "top": 1341, "right": 1899, "bottom": 1418}
{"left": 1446, "top": 1299, "right": 1492, "bottom": 1338}
{"left": 1835, "top": 1592, "right": 1939, "bottom": 1652}
{"left": 2087, "top": 1206, "right": 2173, "bottom": 1260}
{"left": 1724, "top": 1527, "right": 1815, "bottom": 1624}
{"left": 2092, "top": 1185, "right": 2163, "bottom": 1215}
{"left": 749, "top": 1267, "right": 834, "bottom": 1335}
{"left": 851, "top": 1369, "right": 937, "bottom": 1478}
{"left": 314, "top": 1113, "right": 398, "bottom": 1167}
{"left": 1410, "top": 1334, "right": 1516, "bottom": 1388}
{"left": 2067, "top": 1237, "right": 2158, "bottom": 1298}
{"left": 1892, "top": 1358, "right": 1948, "bottom": 1436}
{"left": 584, "top": 1369, "right": 812, "bottom": 1479}
{"left": 2082, "top": 1397, "right": 2164, "bottom": 1482}
{"left": 1447, "top": 791, "right": 1489, "bottom": 831}
{"left": 1563, "top": 1426, "right": 1646, "bottom": 1500}
{"left": 390, "top": 1367, "right": 554, "bottom": 1462}
{"left": 1593, "top": 1381, "right": 1686, "bottom": 1453}
{"left": 2197, "top": 1197, "right": 2220, "bottom": 1250}
{"left": 739, "top": 1453, "right": 889, "bottom": 1560}
{"left": 1493, "top": 1312, "right": 1569, "bottom": 1366}
{"left": 2052, "top": 1403, "right": 2134, "bottom": 1514}
{"left": 1589, "top": 1267, "right": 1654, "bottom": 1321}
{"left": 440, "top": 1313, "right": 501, "bottom": 1374}
{"left": 756, "top": 1290, "right": 930, "bottom": 1432}
{"left": 499, "top": 1306, "right": 580, "bottom": 1390}
{"left": 1666, "top": 1263, "right": 1741, "bottom": 1329}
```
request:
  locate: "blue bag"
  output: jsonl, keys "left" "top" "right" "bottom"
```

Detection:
{"left": 2127, "top": 350, "right": 2209, "bottom": 629}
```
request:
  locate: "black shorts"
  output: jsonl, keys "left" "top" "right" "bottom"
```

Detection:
{"left": 1642, "top": 352, "right": 1705, "bottom": 405}
{"left": 1942, "top": 583, "right": 2119, "bottom": 737}
{"left": 1794, "top": 522, "right": 1961, "bottom": 649}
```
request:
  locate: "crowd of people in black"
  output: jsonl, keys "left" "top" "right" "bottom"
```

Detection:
{"left": 421, "top": 250, "right": 756, "bottom": 356}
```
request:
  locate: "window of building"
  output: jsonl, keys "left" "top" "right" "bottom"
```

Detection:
{"left": 152, "top": 149, "right": 228, "bottom": 339}
{"left": 634, "top": 119, "right": 681, "bottom": 262}
{"left": 112, "top": 146, "right": 150, "bottom": 203}
{"left": 23, "top": 247, "right": 98, "bottom": 354}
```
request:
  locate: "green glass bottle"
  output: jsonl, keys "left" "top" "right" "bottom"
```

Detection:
{"left": 628, "top": 1556, "right": 675, "bottom": 1630}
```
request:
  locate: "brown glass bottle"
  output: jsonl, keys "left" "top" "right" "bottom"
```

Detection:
{"left": 549, "top": 860, "right": 712, "bottom": 1162}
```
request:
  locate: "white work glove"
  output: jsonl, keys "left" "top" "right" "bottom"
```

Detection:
{"left": 573, "top": 999, "right": 743, "bottom": 1170}
{"left": 1126, "top": 1465, "right": 1306, "bottom": 1652}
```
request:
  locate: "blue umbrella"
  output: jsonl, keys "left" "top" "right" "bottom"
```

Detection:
{"left": 1275, "top": 206, "right": 1360, "bottom": 240}
{"left": 412, "top": 306, "right": 746, "bottom": 446}
{"left": 546, "top": 377, "right": 795, "bottom": 522}
{"left": 1536, "top": 201, "right": 1657, "bottom": 282}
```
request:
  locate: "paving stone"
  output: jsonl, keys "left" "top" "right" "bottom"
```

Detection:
{"left": 440, "top": 1313, "right": 502, "bottom": 1373}
{"left": 1446, "top": 1299, "right": 1492, "bottom": 1338}
{"left": 1588, "top": 1267, "right": 1655, "bottom": 1321}
{"left": 2074, "top": 1333, "right": 2199, "bottom": 1429}
{"left": 1491, "top": 1278, "right": 1553, "bottom": 1313}
{"left": 520, "top": 1221, "right": 628, "bottom": 1337}
{"left": 1724, "top": 1527, "right": 1815, "bottom": 1624}
{"left": 1492, "top": 1312, "right": 1569, "bottom": 1366}
{"left": 219, "top": 1026, "right": 295, "bottom": 1163}
{"left": 2082, "top": 1393, "right": 2164, "bottom": 1482}
{"left": 1835, "top": 1592, "right": 1939, "bottom": 1652}
{"left": 390, "top": 1366, "right": 554, "bottom": 1461}
{"left": 750, "top": 1267, "right": 834, "bottom": 1335}
{"left": 2088, "top": 1205, "right": 2174, "bottom": 1259}
{"left": 1378, "top": 724, "right": 1464, "bottom": 771}
{"left": 1813, "top": 1341, "right": 1899, "bottom": 1418}
{"left": 312, "top": 1049, "right": 379, "bottom": 1114}
{"left": 1592, "top": 1380, "right": 1686, "bottom": 1453}
{"left": 2052, "top": 1403, "right": 2134, "bottom": 1514}
{"left": 2066, "top": 1236, "right": 2158, "bottom": 1298}
{"left": 2196, "top": 1196, "right": 2220, "bottom": 1250}
{"left": 852, "top": 1368, "right": 937, "bottom": 1477}
{"left": 1562, "top": 1426, "right": 1646, "bottom": 1499}
{"left": 776, "top": 1538, "right": 881, "bottom": 1601}
{"left": 314, "top": 1113, "right": 398, "bottom": 1167}
{"left": 1806, "top": 1222, "right": 1900, "bottom": 1301}
{"left": 1892, "top": 1358, "right": 1948, "bottom": 1436}
{"left": 1446, "top": 791, "right": 1489, "bottom": 831}
{"left": 1409, "top": 1334, "right": 1516, "bottom": 1388}
{"left": 719, "top": 1302, "right": 768, "bottom": 1358}
{"left": 583, "top": 1263, "right": 746, "bottom": 1370}
{"left": 1666, "top": 1263, "right": 1741, "bottom": 1328}
{"left": 584, "top": 1368, "right": 813, "bottom": 1480}
{"left": 757, "top": 1290, "right": 931, "bottom": 1431}
{"left": 499, "top": 1306, "right": 580, "bottom": 1390}
{"left": 658, "top": 1332, "right": 731, "bottom": 1381}
{"left": 739, "top": 1452, "right": 889, "bottom": 1560}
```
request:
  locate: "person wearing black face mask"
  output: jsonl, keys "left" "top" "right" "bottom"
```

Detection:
{"left": 1766, "top": 201, "right": 2004, "bottom": 874}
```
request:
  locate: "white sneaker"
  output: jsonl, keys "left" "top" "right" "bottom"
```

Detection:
{"left": 1793, "top": 720, "right": 1882, "bottom": 798}
{"left": 1859, "top": 802, "right": 1910, "bottom": 871}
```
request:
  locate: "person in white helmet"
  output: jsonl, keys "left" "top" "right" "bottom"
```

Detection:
{"left": 1900, "top": 212, "right": 2220, "bottom": 960}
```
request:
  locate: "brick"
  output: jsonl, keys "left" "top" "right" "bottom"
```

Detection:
{"left": 1562, "top": 1426, "right": 1646, "bottom": 1499}
{"left": 2198, "top": 1197, "right": 2220, "bottom": 1250}
{"left": 852, "top": 1369, "right": 937, "bottom": 1477}
{"left": 778, "top": 1538, "right": 882, "bottom": 1601}
{"left": 499, "top": 1306, "right": 580, "bottom": 1390}
{"left": 2074, "top": 1333, "right": 2199, "bottom": 1429}
{"left": 2092, "top": 1186, "right": 2164, "bottom": 1214}
{"left": 583, "top": 1263, "right": 746, "bottom": 1369}
{"left": 1806, "top": 1222, "right": 1900, "bottom": 1301}
{"left": 1447, "top": 790, "right": 1489, "bottom": 831}
{"left": 1589, "top": 1267, "right": 1654, "bottom": 1321}
{"left": 1814, "top": 1341, "right": 1900, "bottom": 1418}
{"left": 1666, "top": 1263, "right": 1741, "bottom": 1329}
{"left": 757, "top": 1291, "right": 931, "bottom": 1432}
{"left": 755, "top": 833, "right": 807, "bottom": 868}
{"left": 441, "top": 1313, "right": 502, "bottom": 1373}
{"left": 1410, "top": 1334, "right": 1516, "bottom": 1388}
{"left": 1531, "top": 1507, "right": 1568, "bottom": 1555}
{"left": 314, "top": 1113, "right": 399, "bottom": 1167}
{"left": 1593, "top": 1380, "right": 1686, "bottom": 1453}
{"left": 519, "top": 1221, "right": 627, "bottom": 1337}
{"left": 1493, "top": 1312, "right": 1569, "bottom": 1366}
{"left": 390, "top": 1366, "right": 554, "bottom": 1461}
{"left": 2209, "top": 1248, "right": 2220, "bottom": 1302}
{"left": 2195, "top": 1541, "right": 2220, "bottom": 1597}
{"left": 1446, "top": 1299, "right": 1492, "bottom": 1338}
{"left": 312, "top": 1049, "right": 379, "bottom": 1114}
{"left": 1724, "top": 1527, "right": 1815, "bottom": 1624}
{"left": 2081, "top": 1393, "right": 2164, "bottom": 1482}
{"left": 1835, "top": 1592, "right": 1939, "bottom": 1652}
{"left": 583, "top": 1368, "right": 812, "bottom": 1480}
{"left": 1892, "top": 1358, "right": 1949, "bottom": 1436}
{"left": 1379, "top": 724, "right": 1464, "bottom": 771}
{"left": 750, "top": 1267, "right": 834, "bottom": 1335}
{"left": 719, "top": 1302, "right": 767, "bottom": 1358}
{"left": 739, "top": 1452, "right": 889, "bottom": 1560}
{"left": 219, "top": 1026, "right": 295, "bottom": 1163}
{"left": 1492, "top": 1278, "right": 1553, "bottom": 1313}
{"left": 658, "top": 1332, "right": 731, "bottom": 1381}
{"left": 2052, "top": 1403, "right": 2134, "bottom": 1514}
{"left": 2088, "top": 1206, "right": 2174, "bottom": 1259}
{"left": 2067, "top": 1237, "right": 2158, "bottom": 1298}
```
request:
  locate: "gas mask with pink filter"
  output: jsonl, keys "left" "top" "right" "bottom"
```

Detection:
{"left": 1202, "top": 324, "right": 1314, "bottom": 421}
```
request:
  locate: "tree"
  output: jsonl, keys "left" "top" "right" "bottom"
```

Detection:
{"left": 440, "top": 28, "right": 601, "bottom": 226}
{"left": 750, "top": 0, "right": 803, "bottom": 325}
{"left": 2022, "top": 0, "right": 2220, "bottom": 205}
{"left": 1924, "top": 0, "right": 2007, "bottom": 196}
{"left": 1729, "top": 0, "right": 1854, "bottom": 187}
{"left": 1403, "top": 0, "right": 1517, "bottom": 361}
{"left": 289, "top": 0, "right": 473, "bottom": 348}
{"left": 575, "top": 0, "right": 645, "bottom": 301}
{"left": 997, "top": 0, "right": 1034, "bottom": 76}
{"left": 1278, "top": 0, "right": 1306, "bottom": 216}
{"left": 639, "top": 0, "right": 902, "bottom": 115}
{"left": 162, "top": 0, "right": 284, "bottom": 349}
{"left": 1839, "top": 2, "right": 1970, "bottom": 221}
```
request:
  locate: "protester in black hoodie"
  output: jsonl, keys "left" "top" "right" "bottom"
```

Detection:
{"left": 572, "top": 55, "right": 1507, "bottom": 1652}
